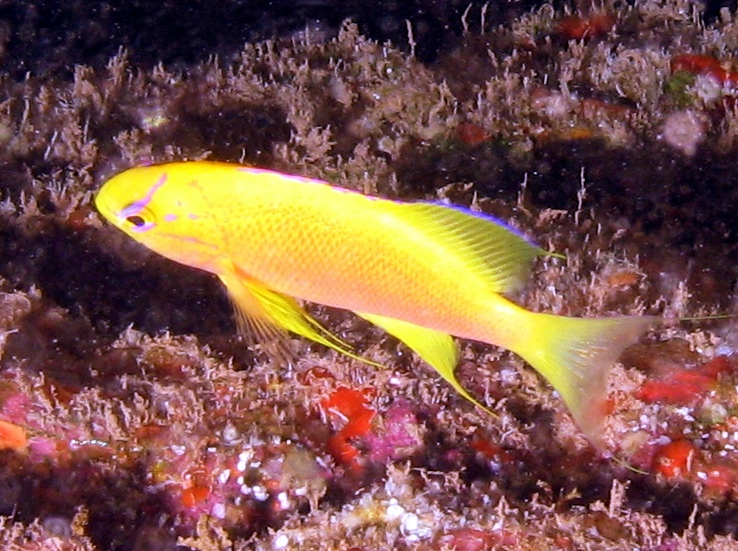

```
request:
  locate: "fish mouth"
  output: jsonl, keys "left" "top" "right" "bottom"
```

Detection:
{"left": 93, "top": 189, "right": 121, "bottom": 226}
{"left": 93, "top": 195, "right": 109, "bottom": 218}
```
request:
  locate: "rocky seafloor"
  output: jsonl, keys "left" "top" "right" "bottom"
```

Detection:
{"left": 2, "top": 0, "right": 738, "bottom": 549}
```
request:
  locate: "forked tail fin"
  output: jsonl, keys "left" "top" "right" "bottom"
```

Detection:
{"left": 514, "top": 313, "right": 658, "bottom": 449}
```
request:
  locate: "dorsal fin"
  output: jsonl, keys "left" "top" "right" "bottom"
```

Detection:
{"left": 384, "top": 201, "right": 549, "bottom": 293}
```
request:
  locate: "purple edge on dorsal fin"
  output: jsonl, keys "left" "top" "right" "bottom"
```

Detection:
{"left": 421, "top": 201, "right": 540, "bottom": 247}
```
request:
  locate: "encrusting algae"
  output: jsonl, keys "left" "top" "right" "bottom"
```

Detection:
{"left": 95, "top": 160, "right": 656, "bottom": 449}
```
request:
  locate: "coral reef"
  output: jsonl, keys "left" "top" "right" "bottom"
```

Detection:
{"left": 1, "top": 0, "right": 738, "bottom": 549}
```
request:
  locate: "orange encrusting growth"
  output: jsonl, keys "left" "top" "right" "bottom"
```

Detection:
{"left": 95, "top": 161, "right": 656, "bottom": 448}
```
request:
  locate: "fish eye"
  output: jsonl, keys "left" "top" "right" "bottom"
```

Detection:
{"left": 126, "top": 214, "right": 147, "bottom": 227}
{"left": 120, "top": 205, "right": 156, "bottom": 231}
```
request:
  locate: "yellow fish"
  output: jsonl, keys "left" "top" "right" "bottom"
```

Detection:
{"left": 95, "top": 161, "right": 655, "bottom": 448}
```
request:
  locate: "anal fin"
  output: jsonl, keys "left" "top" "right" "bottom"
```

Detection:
{"left": 357, "top": 311, "right": 495, "bottom": 415}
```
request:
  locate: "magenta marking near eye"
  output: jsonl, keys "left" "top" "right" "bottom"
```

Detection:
{"left": 187, "top": 213, "right": 200, "bottom": 220}
{"left": 164, "top": 213, "right": 178, "bottom": 222}
{"left": 119, "top": 173, "right": 168, "bottom": 218}
{"left": 131, "top": 222, "right": 156, "bottom": 233}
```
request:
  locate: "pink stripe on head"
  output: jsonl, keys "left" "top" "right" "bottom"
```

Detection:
{"left": 120, "top": 173, "right": 168, "bottom": 218}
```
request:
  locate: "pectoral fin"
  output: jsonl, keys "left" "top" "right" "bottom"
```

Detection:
{"left": 219, "top": 263, "right": 377, "bottom": 366}
{"left": 357, "top": 312, "right": 494, "bottom": 415}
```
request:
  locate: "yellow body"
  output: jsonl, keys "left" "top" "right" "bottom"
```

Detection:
{"left": 96, "top": 161, "right": 655, "bottom": 448}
